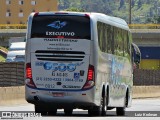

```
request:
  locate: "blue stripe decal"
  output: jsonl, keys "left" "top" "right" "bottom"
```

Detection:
{"left": 26, "top": 85, "right": 94, "bottom": 92}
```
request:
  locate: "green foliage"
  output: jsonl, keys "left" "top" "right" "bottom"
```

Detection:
{"left": 65, "top": 7, "right": 85, "bottom": 12}
{"left": 0, "top": 46, "right": 7, "bottom": 62}
{"left": 0, "top": 55, "right": 5, "bottom": 62}
{"left": 0, "top": 46, "right": 8, "bottom": 53}
{"left": 119, "top": 0, "right": 125, "bottom": 10}
{"left": 138, "top": 0, "right": 142, "bottom": 9}
{"left": 58, "top": 0, "right": 160, "bottom": 23}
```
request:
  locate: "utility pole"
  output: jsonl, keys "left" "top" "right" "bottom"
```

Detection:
{"left": 129, "top": 0, "right": 132, "bottom": 24}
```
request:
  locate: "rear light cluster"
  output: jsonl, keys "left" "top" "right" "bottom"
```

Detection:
{"left": 26, "top": 63, "right": 36, "bottom": 88}
{"left": 26, "top": 63, "right": 32, "bottom": 79}
{"left": 55, "top": 12, "right": 68, "bottom": 14}
{"left": 33, "top": 12, "right": 39, "bottom": 17}
{"left": 85, "top": 14, "right": 90, "bottom": 19}
{"left": 82, "top": 65, "right": 95, "bottom": 90}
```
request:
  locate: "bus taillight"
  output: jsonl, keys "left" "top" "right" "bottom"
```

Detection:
{"left": 88, "top": 69, "right": 94, "bottom": 80}
{"left": 34, "top": 12, "right": 39, "bottom": 17}
{"left": 82, "top": 65, "right": 95, "bottom": 89}
{"left": 85, "top": 14, "right": 90, "bottom": 19}
{"left": 26, "top": 63, "right": 32, "bottom": 79}
{"left": 55, "top": 12, "right": 68, "bottom": 14}
{"left": 26, "top": 63, "right": 36, "bottom": 88}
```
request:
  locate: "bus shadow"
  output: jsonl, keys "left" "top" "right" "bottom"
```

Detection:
{"left": 43, "top": 111, "right": 121, "bottom": 117}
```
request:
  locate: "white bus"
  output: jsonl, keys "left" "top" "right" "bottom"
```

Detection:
{"left": 25, "top": 12, "right": 133, "bottom": 116}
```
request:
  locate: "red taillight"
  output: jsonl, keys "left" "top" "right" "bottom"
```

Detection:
{"left": 85, "top": 14, "right": 90, "bottom": 19}
{"left": 26, "top": 63, "right": 32, "bottom": 79}
{"left": 88, "top": 69, "right": 94, "bottom": 80}
{"left": 82, "top": 65, "right": 95, "bottom": 90}
{"left": 55, "top": 12, "right": 68, "bottom": 14}
{"left": 26, "top": 63, "right": 36, "bottom": 88}
{"left": 88, "top": 65, "right": 94, "bottom": 80}
{"left": 33, "top": 12, "right": 39, "bottom": 16}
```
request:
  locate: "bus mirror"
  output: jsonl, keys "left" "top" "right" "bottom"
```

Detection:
{"left": 134, "top": 54, "right": 141, "bottom": 64}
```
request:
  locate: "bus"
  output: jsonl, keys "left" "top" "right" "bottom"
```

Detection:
{"left": 25, "top": 11, "right": 133, "bottom": 116}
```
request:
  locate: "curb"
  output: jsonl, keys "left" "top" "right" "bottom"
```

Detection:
{"left": 0, "top": 86, "right": 27, "bottom": 105}
{"left": 132, "top": 86, "right": 160, "bottom": 98}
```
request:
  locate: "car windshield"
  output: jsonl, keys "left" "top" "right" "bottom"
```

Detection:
{"left": 9, "top": 48, "right": 25, "bottom": 51}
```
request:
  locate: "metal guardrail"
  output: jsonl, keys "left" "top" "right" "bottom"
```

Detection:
{"left": 0, "top": 24, "right": 160, "bottom": 29}
{"left": 0, "top": 24, "right": 27, "bottom": 29}
{"left": 128, "top": 24, "right": 160, "bottom": 29}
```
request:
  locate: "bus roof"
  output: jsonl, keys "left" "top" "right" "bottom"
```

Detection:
{"left": 30, "top": 11, "right": 129, "bottom": 31}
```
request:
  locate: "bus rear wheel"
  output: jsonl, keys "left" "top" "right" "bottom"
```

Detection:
{"left": 88, "top": 95, "right": 105, "bottom": 116}
{"left": 88, "top": 106, "right": 102, "bottom": 116}
{"left": 64, "top": 108, "right": 73, "bottom": 116}
{"left": 116, "top": 95, "right": 127, "bottom": 116}
{"left": 101, "top": 86, "right": 108, "bottom": 116}
{"left": 116, "top": 107, "right": 125, "bottom": 116}
{"left": 35, "top": 105, "right": 47, "bottom": 116}
{"left": 48, "top": 109, "right": 57, "bottom": 116}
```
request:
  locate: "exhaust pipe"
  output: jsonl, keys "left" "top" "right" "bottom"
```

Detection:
{"left": 34, "top": 96, "right": 40, "bottom": 101}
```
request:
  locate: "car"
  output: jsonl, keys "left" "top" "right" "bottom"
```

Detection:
{"left": 6, "top": 42, "right": 26, "bottom": 62}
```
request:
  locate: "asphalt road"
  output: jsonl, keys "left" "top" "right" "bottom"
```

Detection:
{"left": 0, "top": 98, "right": 159, "bottom": 120}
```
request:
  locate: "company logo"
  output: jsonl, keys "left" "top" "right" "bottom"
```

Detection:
{"left": 43, "top": 62, "right": 76, "bottom": 72}
{"left": 43, "top": 62, "right": 52, "bottom": 70}
{"left": 47, "top": 21, "right": 67, "bottom": 29}
{"left": 43, "top": 62, "right": 84, "bottom": 72}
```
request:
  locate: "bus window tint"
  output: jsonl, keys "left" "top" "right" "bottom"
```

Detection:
{"left": 97, "top": 21, "right": 131, "bottom": 57}
{"left": 31, "top": 15, "right": 91, "bottom": 39}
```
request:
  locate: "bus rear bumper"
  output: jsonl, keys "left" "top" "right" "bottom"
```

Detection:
{"left": 25, "top": 86, "right": 96, "bottom": 109}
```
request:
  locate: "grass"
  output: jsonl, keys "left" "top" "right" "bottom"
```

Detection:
{"left": 0, "top": 46, "right": 7, "bottom": 62}
{"left": 0, "top": 55, "right": 5, "bottom": 62}
{"left": 0, "top": 46, "right": 8, "bottom": 53}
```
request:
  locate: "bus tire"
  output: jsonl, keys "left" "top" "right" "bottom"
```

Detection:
{"left": 88, "top": 106, "right": 102, "bottom": 116}
{"left": 35, "top": 105, "right": 47, "bottom": 116}
{"left": 116, "top": 94, "right": 127, "bottom": 116}
{"left": 64, "top": 108, "right": 73, "bottom": 116}
{"left": 48, "top": 109, "right": 57, "bottom": 116}
{"left": 101, "top": 96, "right": 106, "bottom": 116}
{"left": 116, "top": 107, "right": 125, "bottom": 116}
{"left": 101, "top": 87, "right": 107, "bottom": 116}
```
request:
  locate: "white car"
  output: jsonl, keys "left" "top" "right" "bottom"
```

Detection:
{"left": 6, "top": 42, "right": 26, "bottom": 62}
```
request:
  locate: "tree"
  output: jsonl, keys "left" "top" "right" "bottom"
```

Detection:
{"left": 146, "top": 17, "right": 153, "bottom": 23}
{"left": 64, "top": 0, "right": 70, "bottom": 9}
{"left": 65, "top": 7, "right": 85, "bottom": 12}
{"left": 156, "top": 16, "right": 160, "bottom": 23}
{"left": 138, "top": 0, "right": 142, "bottom": 9}
{"left": 58, "top": 0, "right": 70, "bottom": 10}
{"left": 146, "top": 0, "right": 151, "bottom": 4}
{"left": 118, "top": 0, "right": 125, "bottom": 10}
{"left": 153, "top": 15, "right": 160, "bottom": 23}
{"left": 131, "top": 0, "right": 135, "bottom": 8}
{"left": 149, "top": 8, "right": 154, "bottom": 17}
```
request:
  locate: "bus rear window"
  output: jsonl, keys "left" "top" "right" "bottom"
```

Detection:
{"left": 31, "top": 15, "right": 91, "bottom": 39}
